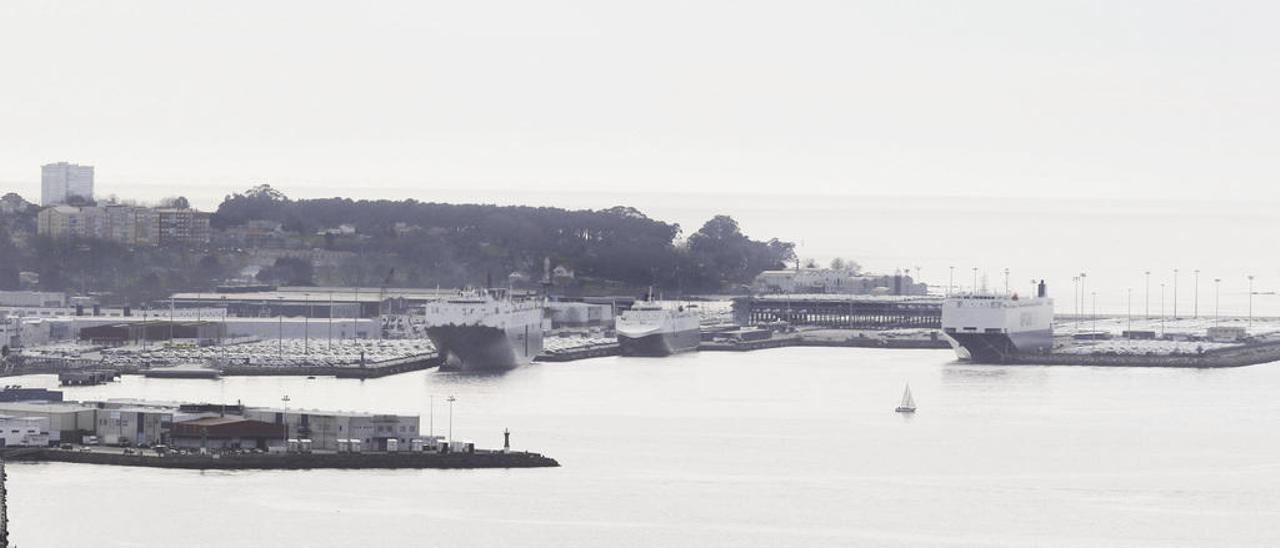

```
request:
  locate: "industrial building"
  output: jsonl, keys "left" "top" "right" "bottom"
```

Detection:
{"left": 0, "top": 291, "right": 67, "bottom": 308}
{"left": 0, "top": 387, "right": 63, "bottom": 403}
{"left": 170, "top": 417, "right": 285, "bottom": 451}
{"left": 546, "top": 302, "right": 614, "bottom": 328}
{"left": 92, "top": 404, "right": 173, "bottom": 446}
{"left": 0, "top": 402, "right": 97, "bottom": 443}
{"left": 167, "top": 286, "right": 453, "bottom": 318}
{"left": 734, "top": 295, "right": 942, "bottom": 329}
{"left": 0, "top": 416, "right": 52, "bottom": 447}
{"left": 244, "top": 408, "right": 421, "bottom": 452}
{"left": 78, "top": 321, "right": 226, "bottom": 345}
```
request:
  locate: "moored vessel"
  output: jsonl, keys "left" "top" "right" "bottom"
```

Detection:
{"left": 423, "top": 289, "right": 545, "bottom": 372}
{"left": 941, "top": 280, "right": 1054, "bottom": 363}
{"left": 615, "top": 299, "right": 701, "bottom": 357}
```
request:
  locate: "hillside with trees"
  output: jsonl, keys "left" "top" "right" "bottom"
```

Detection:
{"left": 0, "top": 185, "right": 796, "bottom": 302}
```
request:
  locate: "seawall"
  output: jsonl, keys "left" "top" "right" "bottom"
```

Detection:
{"left": 3, "top": 448, "right": 559, "bottom": 470}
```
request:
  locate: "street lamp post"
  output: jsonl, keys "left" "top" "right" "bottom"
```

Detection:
{"left": 1144, "top": 271, "right": 1151, "bottom": 319}
{"left": 1194, "top": 269, "right": 1200, "bottom": 318}
{"left": 281, "top": 394, "right": 291, "bottom": 450}
{"left": 1214, "top": 278, "right": 1222, "bottom": 327}
{"left": 1079, "top": 272, "right": 1087, "bottom": 321}
{"left": 1160, "top": 283, "right": 1166, "bottom": 337}
{"left": 447, "top": 395, "right": 456, "bottom": 444}
{"left": 304, "top": 293, "right": 311, "bottom": 356}
{"left": 277, "top": 297, "right": 284, "bottom": 357}
{"left": 1003, "top": 268, "right": 1009, "bottom": 295}
{"left": 1091, "top": 291, "right": 1097, "bottom": 330}
{"left": 1248, "top": 275, "right": 1255, "bottom": 330}
{"left": 1127, "top": 288, "right": 1133, "bottom": 332}
{"left": 1072, "top": 276, "right": 1080, "bottom": 317}
{"left": 948, "top": 266, "right": 954, "bottom": 297}
{"left": 1173, "top": 268, "right": 1179, "bottom": 319}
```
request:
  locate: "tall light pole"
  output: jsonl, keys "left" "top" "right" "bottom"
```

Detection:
{"left": 1248, "top": 275, "right": 1255, "bottom": 330}
{"left": 948, "top": 266, "right": 954, "bottom": 297}
{"left": 1193, "top": 269, "right": 1200, "bottom": 318}
{"left": 971, "top": 267, "right": 978, "bottom": 294}
{"left": 304, "top": 293, "right": 310, "bottom": 356}
{"left": 1127, "top": 287, "right": 1133, "bottom": 332}
{"left": 1079, "top": 272, "right": 1087, "bottom": 321}
{"left": 1214, "top": 278, "right": 1221, "bottom": 327}
{"left": 281, "top": 394, "right": 291, "bottom": 448}
{"left": 1173, "top": 268, "right": 1179, "bottom": 319}
{"left": 447, "top": 395, "right": 456, "bottom": 443}
{"left": 1144, "top": 271, "right": 1151, "bottom": 319}
{"left": 277, "top": 296, "right": 284, "bottom": 357}
{"left": 1160, "top": 282, "right": 1166, "bottom": 337}
{"left": 1003, "top": 268, "right": 1010, "bottom": 295}
{"left": 1072, "top": 276, "right": 1080, "bottom": 317}
{"left": 1091, "top": 291, "right": 1097, "bottom": 330}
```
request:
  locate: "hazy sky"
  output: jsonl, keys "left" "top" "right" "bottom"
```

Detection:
{"left": 2, "top": 1, "right": 1278, "bottom": 205}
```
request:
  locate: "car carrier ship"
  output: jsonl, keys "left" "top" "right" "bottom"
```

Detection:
{"left": 941, "top": 280, "right": 1054, "bottom": 363}
{"left": 423, "top": 289, "right": 545, "bottom": 372}
{"left": 615, "top": 299, "right": 701, "bottom": 356}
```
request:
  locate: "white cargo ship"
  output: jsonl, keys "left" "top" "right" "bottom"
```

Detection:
{"left": 615, "top": 299, "right": 701, "bottom": 356}
{"left": 941, "top": 280, "right": 1054, "bottom": 363}
{"left": 423, "top": 289, "right": 545, "bottom": 372}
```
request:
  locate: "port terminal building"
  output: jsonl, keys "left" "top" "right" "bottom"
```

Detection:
{"left": 166, "top": 286, "right": 459, "bottom": 319}
{"left": 734, "top": 295, "right": 942, "bottom": 329}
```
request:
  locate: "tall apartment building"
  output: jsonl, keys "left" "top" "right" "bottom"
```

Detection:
{"left": 40, "top": 162, "right": 95, "bottom": 206}
{"left": 37, "top": 205, "right": 206, "bottom": 246}
{"left": 155, "top": 208, "right": 211, "bottom": 245}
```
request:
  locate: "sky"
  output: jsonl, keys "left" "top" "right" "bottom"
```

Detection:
{"left": 2, "top": 0, "right": 1279, "bottom": 208}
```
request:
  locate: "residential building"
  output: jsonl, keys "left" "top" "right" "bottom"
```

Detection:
{"left": 752, "top": 269, "right": 928, "bottom": 296}
{"left": 40, "top": 162, "right": 94, "bottom": 206}
{"left": 36, "top": 205, "right": 206, "bottom": 246}
{"left": 156, "top": 208, "right": 212, "bottom": 245}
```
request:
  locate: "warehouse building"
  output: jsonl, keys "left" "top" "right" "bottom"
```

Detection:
{"left": 0, "top": 402, "right": 97, "bottom": 443}
{"left": 244, "top": 408, "right": 420, "bottom": 452}
{"left": 170, "top": 417, "right": 285, "bottom": 451}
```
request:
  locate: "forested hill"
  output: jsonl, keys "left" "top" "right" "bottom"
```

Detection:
{"left": 215, "top": 185, "right": 795, "bottom": 293}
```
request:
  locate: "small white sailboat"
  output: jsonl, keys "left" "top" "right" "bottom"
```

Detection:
{"left": 895, "top": 383, "right": 916, "bottom": 413}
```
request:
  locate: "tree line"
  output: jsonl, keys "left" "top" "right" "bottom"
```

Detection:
{"left": 0, "top": 186, "right": 796, "bottom": 302}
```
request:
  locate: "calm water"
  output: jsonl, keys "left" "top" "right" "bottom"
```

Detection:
{"left": 7, "top": 348, "right": 1280, "bottom": 547}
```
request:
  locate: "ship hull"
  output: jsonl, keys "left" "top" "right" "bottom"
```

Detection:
{"left": 943, "top": 329, "right": 1052, "bottom": 363}
{"left": 428, "top": 324, "right": 542, "bottom": 372}
{"left": 618, "top": 329, "right": 700, "bottom": 357}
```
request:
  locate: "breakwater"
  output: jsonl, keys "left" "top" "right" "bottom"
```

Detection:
{"left": 1010, "top": 339, "right": 1280, "bottom": 368}
{"left": 3, "top": 448, "right": 559, "bottom": 470}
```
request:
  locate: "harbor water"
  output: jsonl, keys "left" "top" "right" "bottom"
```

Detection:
{"left": 8, "top": 347, "right": 1280, "bottom": 547}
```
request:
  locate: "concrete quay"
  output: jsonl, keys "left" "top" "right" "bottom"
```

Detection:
{"left": 2, "top": 448, "right": 559, "bottom": 470}
{"left": 1008, "top": 339, "right": 1280, "bottom": 368}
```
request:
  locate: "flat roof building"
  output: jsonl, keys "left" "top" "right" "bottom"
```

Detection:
{"left": 41, "top": 162, "right": 94, "bottom": 206}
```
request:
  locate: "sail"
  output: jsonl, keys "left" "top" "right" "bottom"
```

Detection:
{"left": 899, "top": 384, "right": 915, "bottom": 410}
